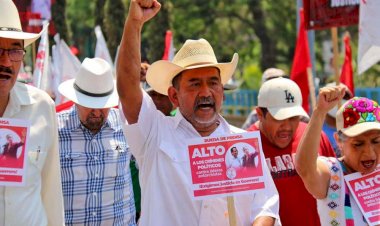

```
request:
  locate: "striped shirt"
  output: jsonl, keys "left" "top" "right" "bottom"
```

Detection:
{"left": 58, "top": 106, "right": 136, "bottom": 226}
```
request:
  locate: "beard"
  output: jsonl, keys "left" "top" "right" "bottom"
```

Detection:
{"left": 83, "top": 115, "right": 105, "bottom": 133}
{"left": 191, "top": 112, "right": 218, "bottom": 127}
{"left": 190, "top": 96, "right": 218, "bottom": 127}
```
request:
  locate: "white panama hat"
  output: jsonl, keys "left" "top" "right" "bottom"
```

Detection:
{"left": 58, "top": 58, "right": 119, "bottom": 109}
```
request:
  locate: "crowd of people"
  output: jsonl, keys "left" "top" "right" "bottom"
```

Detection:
{"left": 0, "top": 0, "right": 379, "bottom": 226}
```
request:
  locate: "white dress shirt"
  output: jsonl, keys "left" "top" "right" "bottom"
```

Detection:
{"left": 121, "top": 92, "right": 281, "bottom": 226}
{"left": 0, "top": 82, "right": 64, "bottom": 226}
{"left": 226, "top": 157, "right": 243, "bottom": 168}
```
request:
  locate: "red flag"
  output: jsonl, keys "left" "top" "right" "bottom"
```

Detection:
{"left": 340, "top": 34, "right": 355, "bottom": 95}
{"left": 162, "top": 30, "right": 175, "bottom": 60}
{"left": 56, "top": 101, "right": 74, "bottom": 112}
{"left": 290, "top": 8, "right": 311, "bottom": 114}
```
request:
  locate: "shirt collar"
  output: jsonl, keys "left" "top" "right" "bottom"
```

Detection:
{"left": 173, "top": 108, "right": 231, "bottom": 135}
{"left": 4, "top": 83, "right": 37, "bottom": 117}
{"left": 12, "top": 82, "right": 37, "bottom": 105}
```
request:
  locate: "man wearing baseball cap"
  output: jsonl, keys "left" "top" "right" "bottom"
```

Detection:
{"left": 57, "top": 58, "right": 136, "bottom": 225}
{"left": 116, "top": 0, "right": 281, "bottom": 225}
{"left": 242, "top": 68, "right": 289, "bottom": 130}
{"left": 0, "top": 0, "right": 64, "bottom": 225}
{"left": 247, "top": 77, "right": 336, "bottom": 226}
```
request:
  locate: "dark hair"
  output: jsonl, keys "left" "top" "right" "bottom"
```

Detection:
{"left": 172, "top": 73, "right": 183, "bottom": 90}
{"left": 258, "top": 107, "right": 269, "bottom": 118}
{"left": 337, "top": 131, "right": 347, "bottom": 142}
{"left": 230, "top": 147, "right": 237, "bottom": 153}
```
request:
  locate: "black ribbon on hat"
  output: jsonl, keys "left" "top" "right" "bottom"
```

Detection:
{"left": 0, "top": 27, "right": 22, "bottom": 32}
{"left": 73, "top": 83, "right": 113, "bottom": 97}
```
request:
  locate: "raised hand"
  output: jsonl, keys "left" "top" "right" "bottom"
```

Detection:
{"left": 316, "top": 84, "right": 347, "bottom": 114}
{"left": 128, "top": 0, "right": 161, "bottom": 24}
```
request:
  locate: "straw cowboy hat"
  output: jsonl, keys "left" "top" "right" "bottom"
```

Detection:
{"left": 146, "top": 38, "right": 238, "bottom": 95}
{"left": 58, "top": 58, "right": 119, "bottom": 109}
{"left": 0, "top": 0, "right": 45, "bottom": 47}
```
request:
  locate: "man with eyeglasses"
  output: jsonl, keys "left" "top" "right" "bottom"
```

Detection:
{"left": 0, "top": 0, "right": 65, "bottom": 226}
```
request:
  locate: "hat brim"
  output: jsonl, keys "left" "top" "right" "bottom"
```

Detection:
{"left": 0, "top": 25, "right": 46, "bottom": 47}
{"left": 58, "top": 79, "right": 119, "bottom": 109}
{"left": 146, "top": 53, "right": 238, "bottom": 95}
{"left": 341, "top": 122, "right": 380, "bottom": 137}
{"left": 223, "top": 83, "right": 238, "bottom": 91}
{"left": 267, "top": 105, "right": 310, "bottom": 120}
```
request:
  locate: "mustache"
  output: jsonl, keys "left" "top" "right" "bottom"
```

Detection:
{"left": 194, "top": 96, "right": 215, "bottom": 110}
{"left": 0, "top": 66, "right": 13, "bottom": 74}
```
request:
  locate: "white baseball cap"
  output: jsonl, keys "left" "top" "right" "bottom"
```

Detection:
{"left": 261, "top": 68, "right": 287, "bottom": 84}
{"left": 258, "top": 77, "right": 309, "bottom": 120}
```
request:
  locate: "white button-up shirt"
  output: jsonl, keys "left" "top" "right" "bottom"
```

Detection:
{"left": 121, "top": 92, "right": 280, "bottom": 226}
{"left": 0, "top": 82, "right": 64, "bottom": 226}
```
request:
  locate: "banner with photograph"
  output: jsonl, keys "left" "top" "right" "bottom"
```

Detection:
{"left": 345, "top": 165, "right": 380, "bottom": 226}
{"left": 0, "top": 118, "right": 30, "bottom": 186}
{"left": 187, "top": 132, "right": 266, "bottom": 199}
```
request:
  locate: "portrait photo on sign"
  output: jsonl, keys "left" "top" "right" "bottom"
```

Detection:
{"left": 0, "top": 128, "right": 27, "bottom": 168}
{"left": 224, "top": 141, "right": 261, "bottom": 180}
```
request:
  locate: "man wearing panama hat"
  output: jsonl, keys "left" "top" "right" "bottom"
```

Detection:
{"left": 116, "top": 0, "right": 280, "bottom": 225}
{"left": 0, "top": 0, "right": 64, "bottom": 225}
{"left": 57, "top": 57, "right": 136, "bottom": 225}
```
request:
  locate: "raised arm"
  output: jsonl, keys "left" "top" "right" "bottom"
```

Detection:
{"left": 116, "top": 0, "right": 160, "bottom": 123}
{"left": 295, "top": 85, "right": 346, "bottom": 199}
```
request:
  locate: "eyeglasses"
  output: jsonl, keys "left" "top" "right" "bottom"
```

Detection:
{"left": 0, "top": 48, "right": 26, "bottom": 62}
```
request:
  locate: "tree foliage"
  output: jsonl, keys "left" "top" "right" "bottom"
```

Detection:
{"left": 95, "top": 0, "right": 107, "bottom": 28}
{"left": 104, "top": 0, "right": 126, "bottom": 60}
{"left": 60, "top": 0, "right": 378, "bottom": 87}
{"left": 52, "top": 0, "right": 69, "bottom": 41}
{"left": 142, "top": 1, "right": 170, "bottom": 62}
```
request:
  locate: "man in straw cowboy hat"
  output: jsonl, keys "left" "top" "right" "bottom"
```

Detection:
{"left": 0, "top": 0, "right": 64, "bottom": 225}
{"left": 116, "top": 0, "right": 280, "bottom": 225}
{"left": 57, "top": 57, "right": 136, "bottom": 225}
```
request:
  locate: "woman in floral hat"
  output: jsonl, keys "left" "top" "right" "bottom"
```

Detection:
{"left": 295, "top": 84, "right": 380, "bottom": 226}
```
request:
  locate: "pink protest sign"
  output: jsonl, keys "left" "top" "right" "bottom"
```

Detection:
{"left": 0, "top": 118, "right": 30, "bottom": 187}
{"left": 345, "top": 165, "right": 380, "bottom": 226}
{"left": 188, "top": 132, "right": 266, "bottom": 199}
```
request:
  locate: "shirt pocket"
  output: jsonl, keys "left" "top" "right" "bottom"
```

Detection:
{"left": 60, "top": 152, "right": 88, "bottom": 181}
{"left": 104, "top": 146, "right": 130, "bottom": 178}
{"left": 158, "top": 139, "right": 187, "bottom": 163}
{"left": 28, "top": 150, "right": 47, "bottom": 171}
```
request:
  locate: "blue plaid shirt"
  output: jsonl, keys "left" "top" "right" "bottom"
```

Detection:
{"left": 57, "top": 106, "right": 136, "bottom": 226}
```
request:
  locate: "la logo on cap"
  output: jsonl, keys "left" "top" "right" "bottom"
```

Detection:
{"left": 284, "top": 90, "right": 295, "bottom": 103}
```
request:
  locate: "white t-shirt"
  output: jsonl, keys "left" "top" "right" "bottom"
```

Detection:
{"left": 120, "top": 91, "right": 281, "bottom": 226}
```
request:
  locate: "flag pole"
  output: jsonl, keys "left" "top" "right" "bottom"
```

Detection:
{"left": 227, "top": 196, "right": 237, "bottom": 226}
{"left": 331, "top": 27, "right": 340, "bottom": 86}
{"left": 32, "top": 42, "right": 36, "bottom": 72}
{"left": 331, "top": 27, "right": 345, "bottom": 108}
{"left": 307, "top": 67, "right": 316, "bottom": 109}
